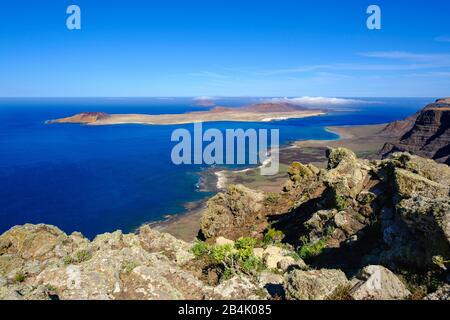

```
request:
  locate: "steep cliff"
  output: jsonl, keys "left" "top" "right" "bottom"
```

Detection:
{"left": 381, "top": 98, "right": 450, "bottom": 164}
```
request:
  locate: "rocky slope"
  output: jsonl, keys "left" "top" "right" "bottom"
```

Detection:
{"left": 1, "top": 150, "right": 449, "bottom": 300}
{"left": 381, "top": 98, "right": 450, "bottom": 164}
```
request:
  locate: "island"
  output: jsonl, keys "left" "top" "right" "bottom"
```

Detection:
{"left": 46, "top": 103, "right": 326, "bottom": 125}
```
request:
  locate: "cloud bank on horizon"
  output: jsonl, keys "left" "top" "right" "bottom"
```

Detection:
{"left": 266, "top": 97, "right": 364, "bottom": 107}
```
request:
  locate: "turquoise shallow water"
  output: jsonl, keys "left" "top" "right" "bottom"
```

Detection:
{"left": 0, "top": 97, "right": 430, "bottom": 238}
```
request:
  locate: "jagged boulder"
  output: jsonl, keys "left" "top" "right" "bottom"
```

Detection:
{"left": 138, "top": 226, "right": 194, "bottom": 264}
{"left": 200, "top": 185, "right": 265, "bottom": 241}
{"left": 349, "top": 265, "right": 410, "bottom": 300}
{"left": 324, "top": 148, "right": 372, "bottom": 199}
{"left": 284, "top": 269, "right": 348, "bottom": 300}
{"left": 213, "top": 275, "right": 261, "bottom": 300}
{"left": 394, "top": 168, "right": 449, "bottom": 199}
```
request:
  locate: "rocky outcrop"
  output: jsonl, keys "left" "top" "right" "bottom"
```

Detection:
{"left": 349, "top": 265, "right": 410, "bottom": 300}
{"left": 0, "top": 224, "right": 263, "bottom": 300}
{"left": 200, "top": 185, "right": 265, "bottom": 241}
{"left": 381, "top": 98, "right": 450, "bottom": 165}
{"left": 284, "top": 269, "right": 349, "bottom": 300}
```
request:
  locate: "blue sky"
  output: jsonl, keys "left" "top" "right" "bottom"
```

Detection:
{"left": 0, "top": 0, "right": 449, "bottom": 97}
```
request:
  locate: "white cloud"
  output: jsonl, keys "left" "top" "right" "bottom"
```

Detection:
{"left": 194, "top": 96, "right": 216, "bottom": 101}
{"left": 266, "top": 96, "right": 363, "bottom": 107}
{"left": 358, "top": 51, "right": 450, "bottom": 63}
{"left": 257, "top": 51, "right": 450, "bottom": 76}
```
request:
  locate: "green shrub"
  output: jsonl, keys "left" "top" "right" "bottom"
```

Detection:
{"left": 210, "top": 244, "right": 234, "bottom": 264}
{"left": 241, "top": 255, "right": 264, "bottom": 275}
{"left": 334, "top": 194, "right": 349, "bottom": 211}
{"left": 264, "top": 193, "right": 281, "bottom": 205}
{"left": 298, "top": 238, "right": 327, "bottom": 260}
{"left": 192, "top": 238, "right": 264, "bottom": 281}
{"left": 14, "top": 272, "right": 26, "bottom": 283}
{"left": 75, "top": 249, "right": 92, "bottom": 263}
{"left": 432, "top": 255, "right": 450, "bottom": 270}
{"left": 263, "top": 228, "right": 285, "bottom": 245}
{"left": 287, "top": 162, "right": 312, "bottom": 182}
{"left": 63, "top": 255, "right": 74, "bottom": 266}
{"left": 191, "top": 240, "right": 209, "bottom": 257}
{"left": 235, "top": 237, "right": 256, "bottom": 260}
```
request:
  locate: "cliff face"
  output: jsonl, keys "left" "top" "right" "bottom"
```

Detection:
{"left": 381, "top": 98, "right": 450, "bottom": 165}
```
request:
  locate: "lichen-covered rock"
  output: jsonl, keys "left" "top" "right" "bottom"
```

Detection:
{"left": 349, "top": 265, "right": 410, "bottom": 300}
{"left": 397, "top": 196, "right": 450, "bottom": 243}
{"left": 277, "top": 257, "right": 307, "bottom": 272}
{"left": 213, "top": 275, "right": 261, "bottom": 300}
{"left": 200, "top": 184, "right": 265, "bottom": 240}
{"left": 327, "top": 148, "right": 357, "bottom": 170}
{"left": 138, "top": 226, "right": 194, "bottom": 264}
{"left": 0, "top": 224, "right": 263, "bottom": 300}
{"left": 324, "top": 148, "right": 373, "bottom": 200}
{"left": 284, "top": 269, "right": 348, "bottom": 300}
{"left": 394, "top": 168, "right": 449, "bottom": 199}
{"left": 258, "top": 271, "right": 285, "bottom": 298}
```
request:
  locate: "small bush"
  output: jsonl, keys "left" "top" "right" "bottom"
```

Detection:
{"left": 264, "top": 193, "right": 281, "bottom": 205}
{"left": 432, "top": 255, "right": 449, "bottom": 270}
{"left": 75, "top": 249, "right": 92, "bottom": 263}
{"left": 241, "top": 255, "right": 264, "bottom": 275}
{"left": 263, "top": 228, "right": 285, "bottom": 245}
{"left": 191, "top": 240, "right": 209, "bottom": 257}
{"left": 298, "top": 238, "right": 327, "bottom": 261}
{"left": 235, "top": 237, "right": 256, "bottom": 260}
{"left": 334, "top": 195, "right": 349, "bottom": 211}
{"left": 15, "top": 272, "right": 26, "bottom": 283}
{"left": 63, "top": 255, "right": 74, "bottom": 265}
{"left": 192, "top": 238, "right": 264, "bottom": 281}
{"left": 210, "top": 244, "right": 234, "bottom": 264}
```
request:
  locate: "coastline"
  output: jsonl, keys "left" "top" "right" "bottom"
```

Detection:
{"left": 156, "top": 122, "right": 394, "bottom": 240}
{"left": 48, "top": 110, "right": 327, "bottom": 126}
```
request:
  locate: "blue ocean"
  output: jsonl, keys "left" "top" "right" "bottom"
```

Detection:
{"left": 0, "top": 97, "right": 430, "bottom": 238}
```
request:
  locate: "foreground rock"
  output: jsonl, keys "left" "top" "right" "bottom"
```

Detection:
{"left": 200, "top": 185, "right": 265, "bottom": 241}
{"left": 0, "top": 224, "right": 262, "bottom": 300}
{"left": 284, "top": 269, "right": 348, "bottom": 300}
{"left": 349, "top": 265, "right": 411, "bottom": 300}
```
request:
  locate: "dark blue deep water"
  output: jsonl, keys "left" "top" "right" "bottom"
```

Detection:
{"left": 0, "top": 97, "right": 431, "bottom": 238}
